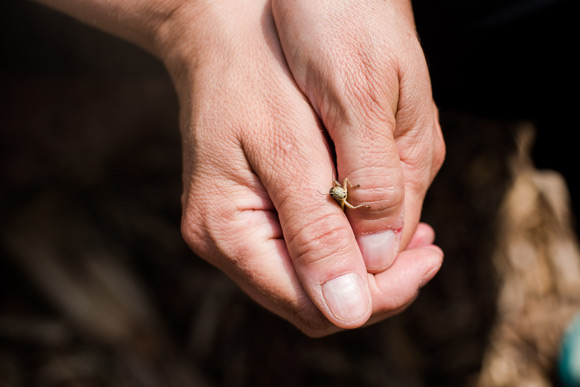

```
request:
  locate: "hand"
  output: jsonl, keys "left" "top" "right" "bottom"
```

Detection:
{"left": 163, "top": 0, "right": 443, "bottom": 336}
{"left": 272, "top": 0, "right": 445, "bottom": 270}
{"left": 37, "top": 0, "right": 445, "bottom": 336}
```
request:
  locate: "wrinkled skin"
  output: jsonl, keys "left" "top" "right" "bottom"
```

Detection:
{"left": 36, "top": 0, "right": 445, "bottom": 336}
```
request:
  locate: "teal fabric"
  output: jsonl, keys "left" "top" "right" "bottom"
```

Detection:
{"left": 560, "top": 311, "right": 580, "bottom": 387}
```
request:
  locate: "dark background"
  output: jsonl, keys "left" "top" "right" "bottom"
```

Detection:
{"left": 413, "top": 0, "right": 578, "bottom": 216}
{"left": 1, "top": 0, "right": 577, "bottom": 386}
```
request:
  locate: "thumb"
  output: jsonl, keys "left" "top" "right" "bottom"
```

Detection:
{"left": 331, "top": 111, "right": 407, "bottom": 273}
{"left": 271, "top": 0, "right": 429, "bottom": 271}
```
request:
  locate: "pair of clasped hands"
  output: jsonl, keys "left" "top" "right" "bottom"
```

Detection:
{"left": 42, "top": 0, "right": 445, "bottom": 336}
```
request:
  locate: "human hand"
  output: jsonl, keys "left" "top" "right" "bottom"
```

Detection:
{"left": 271, "top": 0, "right": 445, "bottom": 271}
{"left": 161, "top": 0, "right": 444, "bottom": 336}
{"left": 38, "top": 0, "right": 444, "bottom": 335}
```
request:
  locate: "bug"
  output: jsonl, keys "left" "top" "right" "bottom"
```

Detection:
{"left": 329, "top": 178, "right": 370, "bottom": 210}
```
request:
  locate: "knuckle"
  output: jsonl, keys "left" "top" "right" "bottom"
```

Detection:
{"left": 370, "top": 183, "right": 405, "bottom": 210}
{"left": 180, "top": 200, "right": 210, "bottom": 256}
{"left": 181, "top": 209, "right": 206, "bottom": 256}
{"left": 429, "top": 107, "right": 446, "bottom": 175}
{"left": 319, "top": 46, "right": 398, "bottom": 135}
{"left": 351, "top": 173, "right": 405, "bottom": 214}
{"left": 343, "top": 58, "right": 399, "bottom": 128}
{"left": 286, "top": 212, "right": 353, "bottom": 269}
{"left": 180, "top": 189, "right": 233, "bottom": 262}
{"left": 432, "top": 128, "right": 446, "bottom": 174}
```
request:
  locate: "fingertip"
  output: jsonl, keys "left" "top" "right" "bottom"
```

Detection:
{"left": 370, "top": 245, "right": 443, "bottom": 312}
{"left": 407, "top": 222, "right": 436, "bottom": 249}
{"left": 419, "top": 245, "right": 443, "bottom": 287}
{"left": 356, "top": 229, "right": 400, "bottom": 272}
{"left": 321, "top": 272, "right": 372, "bottom": 328}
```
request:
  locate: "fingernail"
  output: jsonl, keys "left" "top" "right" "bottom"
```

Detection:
{"left": 357, "top": 230, "right": 399, "bottom": 271}
{"left": 321, "top": 273, "right": 369, "bottom": 322}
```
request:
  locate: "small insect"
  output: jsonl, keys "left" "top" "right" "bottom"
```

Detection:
{"left": 329, "top": 178, "right": 370, "bottom": 210}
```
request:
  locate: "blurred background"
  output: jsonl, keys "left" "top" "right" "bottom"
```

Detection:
{"left": 1, "top": 0, "right": 578, "bottom": 386}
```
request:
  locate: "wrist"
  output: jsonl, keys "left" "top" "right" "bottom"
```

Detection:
{"left": 34, "top": 0, "right": 188, "bottom": 56}
{"left": 156, "top": 0, "right": 270, "bottom": 102}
